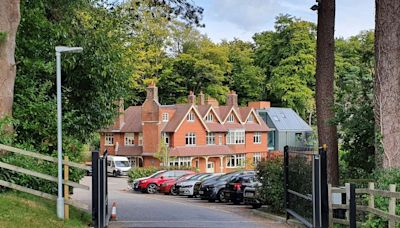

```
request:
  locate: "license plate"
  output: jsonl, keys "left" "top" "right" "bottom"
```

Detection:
{"left": 199, "top": 190, "right": 204, "bottom": 194}
{"left": 245, "top": 192, "right": 254, "bottom": 197}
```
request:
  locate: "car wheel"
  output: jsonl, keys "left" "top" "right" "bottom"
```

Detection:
{"left": 217, "top": 190, "right": 227, "bottom": 203}
{"left": 170, "top": 186, "right": 178, "bottom": 196}
{"left": 113, "top": 171, "right": 118, "bottom": 177}
{"left": 146, "top": 183, "right": 157, "bottom": 194}
{"left": 252, "top": 203, "right": 262, "bottom": 209}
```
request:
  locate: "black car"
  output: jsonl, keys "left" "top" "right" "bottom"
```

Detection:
{"left": 243, "top": 184, "right": 263, "bottom": 208}
{"left": 223, "top": 174, "right": 259, "bottom": 204}
{"left": 199, "top": 170, "right": 255, "bottom": 202}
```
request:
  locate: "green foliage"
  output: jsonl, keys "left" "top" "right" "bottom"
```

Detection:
{"left": 363, "top": 169, "right": 400, "bottom": 227}
{"left": 253, "top": 15, "right": 316, "bottom": 119}
{"left": 0, "top": 32, "right": 6, "bottom": 42}
{"left": 256, "top": 157, "right": 284, "bottom": 213}
{"left": 127, "top": 165, "right": 195, "bottom": 184}
{"left": 334, "top": 31, "right": 376, "bottom": 176}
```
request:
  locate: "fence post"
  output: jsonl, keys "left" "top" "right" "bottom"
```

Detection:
{"left": 92, "top": 151, "right": 99, "bottom": 228}
{"left": 320, "top": 145, "right": 328, "bottom": 228}
{"left": 63, "top": 156, "right": 69, "bottom": 220}
{"left": 368, "top": 182, "right": 375, "bottom": 221}
{"left": 328, "top": 184, "right": 333, "bottom": 227}
{"left": 313, "top": 153, "right": 321, "bottom": 227}
{"left": 389, "top": 184, "right": 396, "bottom": 228}
{"left": 345, "top": 183, "right": 356, "bottom": 228}
{"left": 284, "top": 145, "right": 289, "bottom": 221}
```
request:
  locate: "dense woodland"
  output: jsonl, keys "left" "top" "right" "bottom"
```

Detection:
{"left": 0, "top": 0, "right": 385, "bottom": 185}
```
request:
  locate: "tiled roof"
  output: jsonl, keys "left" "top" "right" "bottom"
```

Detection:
{"left": 215, "top": 106, "right": 232, "bottom": 121}
{"left": 245, "top": 123, "right": 269, "bottom": 132}
{"left": 238, "top": 107, "right": 252, "bottom": 121}
{"left": 197, "top": 105, "right": 211, "bottom": 117}
{"left": 206, "top": 122, "right": 227, "bottom": 132}
{"left": 121, "top": 106, "right": 142, "bottom": 132}
{"left": 116, "top": 146, "right": 143, "bottom": 156}
{"left": 169, "top": 145, "right": 233, "bottom": 157}
{"left": 162, "top": 104, "right": 192, "bottom": 132}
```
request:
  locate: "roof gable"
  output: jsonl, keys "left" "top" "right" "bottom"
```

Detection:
{"left": 203, "top": 106, "right": 222, "bottom": 123}
{"left": 174, "top": 105, "right": 209, "bottom": 132}
{"left": 222, "top": 107, "right": 243, "bottom": 124}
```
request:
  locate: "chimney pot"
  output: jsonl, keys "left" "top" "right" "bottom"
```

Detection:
{"left": 188, "top": 91, "right": 196, "bottom": 104}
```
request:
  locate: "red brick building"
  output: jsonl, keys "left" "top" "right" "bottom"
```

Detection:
{"left": 99, "top": 83, "right": 270, "bottom": 173}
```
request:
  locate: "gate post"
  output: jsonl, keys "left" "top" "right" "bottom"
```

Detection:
{"left": 320, "top": 145, "right": 329, "bottom": 227}
{"left": 313, "top": 152, "right": 321, "bottom": 227}
{"left": 92, "top": 151, "right": 99, "bottom": 227}
{"left": 283, "top": 145, "right": 289, "bottom": 221}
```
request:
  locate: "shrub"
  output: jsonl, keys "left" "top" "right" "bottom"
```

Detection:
{"left": 363, "top": 168, "right": 400, "bottom": 227}
{"left": 256, "top": 157, "right": 284, "bottom": 213}
{"left": 127, "top": 166, "right": 196, "bottom": 184}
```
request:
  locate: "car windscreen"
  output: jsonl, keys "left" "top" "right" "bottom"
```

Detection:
{"left": 150, "top": 171, "right": 166, "bottom": 178}
{"left": 114, "top": 161, "right": 130, "bottom": 167}
{"left": 187, "top": 174, "right": 203, "bottom": 180}
{"left": 217, "top": 172, "right": 237, "bottom": 181}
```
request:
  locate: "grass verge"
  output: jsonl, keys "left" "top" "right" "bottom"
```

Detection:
{"left": 0, "top": 190, "right": 91, "bottom": 228}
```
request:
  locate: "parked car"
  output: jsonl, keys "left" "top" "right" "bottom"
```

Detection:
{"left": 132, "top": 170, "right": 166, "bottom": 191}
{"left": 178, "top": 173, "right": 220, "bottom": 197}
{"left": 136, "top": 170, "right": 195, "bottom": 194}
{"left": 243, "top": 185, "right": 263, "bottom": 208}
{"left": 193, "top": 174, "right": 223, "bottom": 198}
{"left": 159, "top": 173, "right": 197, "bottom": 195}
{"left": 223, "top": 173, "right": 259, "bottom": 204}
{"left": 107, "top": 156, "right": 131, "bottom": 177}
{"left": 199, "top": 170, "right": 255, "bottom": 202}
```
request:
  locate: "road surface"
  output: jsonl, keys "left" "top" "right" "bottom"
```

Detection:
{"left": 73, "top": 176, "right": 290, "bottom": 228}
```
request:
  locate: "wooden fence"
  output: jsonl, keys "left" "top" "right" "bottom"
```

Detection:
{"left": 0, "top": 144, "right": 90, "bottom": 219}
{"left": 328, "top": 182, "right": 400, "bottom": 227}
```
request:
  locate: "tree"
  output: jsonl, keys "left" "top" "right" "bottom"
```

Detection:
{"left": 253, "top": 15, "right": 316, "bottom": 120}
{"left": 375, "top": 0, "right": 400, "bottom": 168}
{"left": 315, "top": 0, "right": 339, "bottom": 184}
{"left": 0, "top": 0, "right": 20, "bottom": 119}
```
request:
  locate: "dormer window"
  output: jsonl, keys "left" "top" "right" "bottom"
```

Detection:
{"left": 248, "top": 115, "right": 254, "bottom": 123}
{"left": 205, "top": 113, "right": 213, "bottom": 122}
{"left": 162, "top": 113, "right": 169, "bottom": 122}
{"left": 227, "top": 114, "right": 234, "bottom": 123}
{"left": 187, "top": 112, "right": 195, "bottom": 121}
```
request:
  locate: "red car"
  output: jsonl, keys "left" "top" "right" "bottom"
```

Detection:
{"left": 137, "top": 170, "right": 195, "bottom": 194}
{"left": 159, "top": 173, "right": 197, "bottom": 195}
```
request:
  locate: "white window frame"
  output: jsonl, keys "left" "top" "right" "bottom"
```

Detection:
{"left": 105, "top": 133, "right": 114, "bottom": 146}
{"left": 227, "top": 114, "right": 234, "bottom": 123}
{"left": 205, "top": 113, "right": 213, "bottom": 122}
{"left": 185, "top": 132, "right": 196, "bottom": 145}
{"left": 226, "top": 130, "right": 245, "bottom": 144}
{"left": 253, "top": 132, "right": 261, "bottom": 144}
{"left": 138, "top": 133, "right": 143, "bottom": 146}
{"left": 226, "top": 154, "right": 246, "bottom": 168}
{"left": 124, "top": 133, "right": 135, "bottom": 146}
{"left": 162, "top": 132, "right": 170, "bottom": 146}
{"left": 169, "top": 157, "right": 192, "bottom": 167}
{"left": 187, "top": 112, "right": 195, "bottom": 121}
{"left": 253, "top": 152, "right": 261, "bottom": 164}
{"left": 162, "top": 113, "right": 169, "bottom": 122}
{"left": 206, "top": 132, "right": 216, "bottom": 145}
{"left": 219, "top": 134, "right": 223, "bottom": 145}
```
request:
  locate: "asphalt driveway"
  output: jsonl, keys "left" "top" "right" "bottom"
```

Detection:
{"left": 73, "top": 176, "right": 289, "bottom": 228}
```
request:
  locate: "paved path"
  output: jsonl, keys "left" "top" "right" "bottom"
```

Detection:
{"left": 73, "top": 176, "right": 290, "bottom": 228}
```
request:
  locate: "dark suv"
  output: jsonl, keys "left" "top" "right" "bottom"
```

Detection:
{"left": 223, "top": 174, "right": 258, "bottom": 204}
{"left": 199, "top": 170, "right": 255, "bottom": 202}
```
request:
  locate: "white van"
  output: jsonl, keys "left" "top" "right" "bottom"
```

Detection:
{"left": 107, "top": 156, "right": 131, "bottom": 177}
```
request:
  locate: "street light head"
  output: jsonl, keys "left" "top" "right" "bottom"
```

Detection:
{"left": 310, "top": 4, "right": 319, "bottom": 11}
{"left": 55, "top": 46, "right": 83, "bottom": 53}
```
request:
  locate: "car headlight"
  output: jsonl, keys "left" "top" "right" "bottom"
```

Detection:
{"left": 141, "top": 180, "right": 147, "bottom": 184}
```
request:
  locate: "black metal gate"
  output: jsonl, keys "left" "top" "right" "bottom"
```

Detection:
{"left": 92, "top": 150, "right": 109, "bottom": 228}
{"left": 284, "top": 145, "right": 328, "bottom": 228}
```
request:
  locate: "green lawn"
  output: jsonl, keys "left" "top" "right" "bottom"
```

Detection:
{"left": 0, "top": 191, "right": 91, "bottom": 228}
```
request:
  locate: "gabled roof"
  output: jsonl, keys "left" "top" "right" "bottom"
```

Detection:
{"left": 121, "top": 106, "right": 142, "bottom": 132}
{"left": 162, "top": 104, "right": 209, "bottom": 132}
{"left": 263, "top": 108, "right": 312, "bottom": 132}
{"left": 221, "top": 106, "right": 243, "bottom": 124}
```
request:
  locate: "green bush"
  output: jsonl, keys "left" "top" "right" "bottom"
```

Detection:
{"left": 127, "top": 166, "right": 195, "bottom": 184}
{"left": 256, "top": 157, "right": 284, "bottom": 213}
{"left": 363, "top": 168, "right": 400, "bottom": 227}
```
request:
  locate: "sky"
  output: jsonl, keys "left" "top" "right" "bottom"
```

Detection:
{"left": 193, "top": 0, "right": 375, "bottom": 42}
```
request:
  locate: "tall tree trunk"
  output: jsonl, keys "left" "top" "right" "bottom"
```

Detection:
{"left": 315, "top": 0, "right": 339, "bottom": 185}
{"left": 0, "top": 0, "right": 20, "bottom": 119}
{"left": 375, "top": 0, "right": 400, "bottom": 168}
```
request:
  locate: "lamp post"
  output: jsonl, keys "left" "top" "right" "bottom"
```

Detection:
{"left": 55, "top": 46, "right": 83, "bottom": 219}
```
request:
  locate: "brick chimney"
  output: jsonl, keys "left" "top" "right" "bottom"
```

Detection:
{"left": 198, "top": 91, "right": 205, "bottom": 105}
{"left": 227, "top": 90, "right": 238, "bottom": 107}
{"left": 146, "top": 81, "right": 158, "bottom": 102}
{"left": 206, "top": 97, "right": 219, "bottom": 107}
{"left": 188, "top": 91, "right": 196, "bottom": 104}
{"left": 113, "top": 99, "right": 125, "bottom": 129}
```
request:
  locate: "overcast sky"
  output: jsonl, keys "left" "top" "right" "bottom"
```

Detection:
{"left": 193, "top": 0, "right": 375, "bottom": 42}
